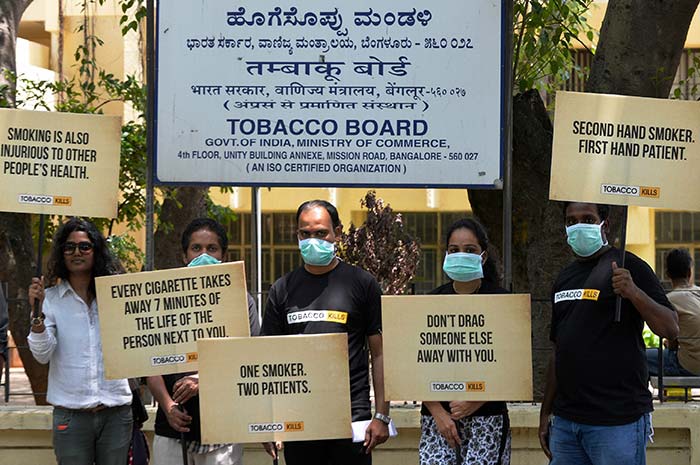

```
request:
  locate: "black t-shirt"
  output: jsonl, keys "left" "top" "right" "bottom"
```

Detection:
{"left": 261, "top": 261, "right": 382, "bottom": 421}
{"left": 420, "top": 280, "right": 509, "bottom": 417}
{"left": 550, "top": 247, "right": 674, "bottom": 426}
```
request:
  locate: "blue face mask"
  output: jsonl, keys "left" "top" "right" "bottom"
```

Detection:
{"left": 299, "top": 238, "right": 336, "bottom": 266}
{"left": 443, "top": 252, "right": 484, "bottom": 282}
{"left": 566, "top": 222, "right": 608, "bottom": 257}
{"left": 187, "top": 253, "right": 222, "bottom": 267}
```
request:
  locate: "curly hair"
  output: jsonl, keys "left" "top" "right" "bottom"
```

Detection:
{"left": 47, "top": 217, "right": 123, "bottom": 292}
{"left": 444, "top": 218, "right": 500, "bottom": 284}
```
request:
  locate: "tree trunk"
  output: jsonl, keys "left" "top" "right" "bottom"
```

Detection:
{"left": 587, "top": 0, "right": 699, "bottom": 99}
{"left": 153, "top": 187, "right": 208, "bottom": 270}
{"left": 469, "top": 90, "right": 570, "bottom": 399}
{"left": 0, "top": 0, "right": 49, "bottom": 405}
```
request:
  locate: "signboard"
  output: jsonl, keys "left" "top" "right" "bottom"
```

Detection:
{"left": 0, "top": 108, "right": 121, "bottom": 217}
{"left": 198, "top": 334, "right": 352, "bottom": 443}
{"left": 382, "top": 294, "right": 532, "bottom": 401}
{"left": 156, "top": 0, "right": 505, "bottom": 187}
{"left": 95, "top": 262, "right": 251, "bottom": 379}
{"left": 550, "top": 91, "right": 700, "bottom": 210}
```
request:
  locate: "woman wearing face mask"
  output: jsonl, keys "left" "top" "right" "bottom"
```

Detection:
{"left": 419, "top": 218, "right": 511, "bottom": 465}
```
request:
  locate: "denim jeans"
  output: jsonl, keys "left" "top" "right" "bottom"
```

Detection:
{"left": 549, "top": 413, "right": 651, "bottom": 465}
{"left": 645, "top": 348, "right": 697, "bottom": 376}
{"left": 53, "top": 405, "right": 133, "bottom": 465}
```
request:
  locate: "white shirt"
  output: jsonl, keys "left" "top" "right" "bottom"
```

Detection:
{"left": 28, "top": 280, "right": 131, "bottom": 409}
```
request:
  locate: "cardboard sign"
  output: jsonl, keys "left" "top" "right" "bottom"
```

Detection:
{"left": 382, "top": 294, "right": 532, "bottom": 401}
{"left": 198, "top": 334, "right": 352, "bottom": 443}
{"left": 550, "top": 91, "right": 700, "bottom": 210}
{"left": 95, "top": 262, "right": 251, "bottom": 379}
{"left": 0, "top": 108, "right": 121, "bottom": 217}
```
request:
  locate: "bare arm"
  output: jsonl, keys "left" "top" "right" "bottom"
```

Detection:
{"left": 146, "top": 375, "right": 192, "bottom": 433}
{"left": 538, "top": 350, "right": 557, "bottom": 460}
{"left": 364, "top": 334, "right": 389, "bottom": 453}
{"left": 612, "top": 262, "right": 679, "bottom": 339}
{"left": 27, "top": 278, "right": 57, "bottom": 364}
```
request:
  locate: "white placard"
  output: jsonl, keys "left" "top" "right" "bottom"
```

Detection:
{"left": 156, "top": 0, "right": 505, "bottom": 187}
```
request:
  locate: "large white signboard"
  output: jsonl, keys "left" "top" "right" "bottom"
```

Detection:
{"left": 156, "top": 0, "right": 505, "bottom": 187}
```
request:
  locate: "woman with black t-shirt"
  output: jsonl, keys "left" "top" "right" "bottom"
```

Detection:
{"left": 419, "top": 218, "right": 511, "bottom": 465}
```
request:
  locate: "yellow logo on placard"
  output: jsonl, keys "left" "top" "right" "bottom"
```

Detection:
{"left": 285, "top": 422, "right": 304, "bottom": 432}
{"left": 466, "top": 382, "right": 486, "bottom": 392}
{"left": 53, "top": 196, "right": 72, "bottom": 206}
{"left": 640, "top": 186, "right": 661, "bottom": 198}
{"left": 186, "top": 352, "right": 198, "bottom": 362}
{"left": 326, "top": 311, "right": 348, "bottom": 324}
{"left": 582, "top": 289, "right": 600, "bottom": 301}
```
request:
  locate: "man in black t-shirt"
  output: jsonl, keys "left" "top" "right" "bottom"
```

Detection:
{"left": 539, "top": 202, "right": 678, "bottom": 465}
{"left": 262, "top": 200, "right": 390, "bottom": 465}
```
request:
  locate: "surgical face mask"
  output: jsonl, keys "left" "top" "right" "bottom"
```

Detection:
{"left": 188, "top": 253, "right": 221, "bottom": 267}
{"left": 299, "top": 238, "right": 335, "bottom": 266}
{"left": 443, "top": 252, "right": 484, "bottom": 282}
{"left": 566, "top": 222, "right": 608, "bottom": 257}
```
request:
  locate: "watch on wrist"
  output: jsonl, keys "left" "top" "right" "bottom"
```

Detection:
{"left": 374, "top": 412, "right": 391, "bottom": 425}
{"left": 31, "top": 313, "right": 45, "bottom": 327}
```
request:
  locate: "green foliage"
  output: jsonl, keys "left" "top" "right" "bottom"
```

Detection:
{"left": 672, "top": 52, "right": 700, "bottom": 100}
{"left": 339, "top": 191, "right": 421, "bottom": 295}
{"left": 108, "top": 233, "right": 145, "bottom": 272}
{"left": 643, "top": 323, "right": 661, "bottom": 348}
{"left": 118, "top": 0, "right": 147, "bottom": 35}
{"left": 3, "top": 0, "right": 238, "bottom": 268}
{"left": 513, "top": 0, "right": 595, "bottom": 93}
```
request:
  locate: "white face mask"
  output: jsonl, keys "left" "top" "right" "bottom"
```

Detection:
{"left": 443, "top": 252, "right": 485, "bottom": 282}
{"left": 566, "top": 222, "right": 608, "bottom": 257}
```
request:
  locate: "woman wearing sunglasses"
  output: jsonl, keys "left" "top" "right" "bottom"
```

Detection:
{"left": 28, "top": 217, "right": 133, "bottom": 465}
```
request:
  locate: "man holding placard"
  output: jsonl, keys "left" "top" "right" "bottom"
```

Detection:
{"left": 148, "top": 218, "right": 260, "bottom": 465}
{"left": 539, "top": 202, "right": 679, "bottom": 465}
{"left": 262, "top": 200, "right": 390, "bottom": 465}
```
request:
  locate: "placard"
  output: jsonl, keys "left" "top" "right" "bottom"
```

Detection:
{"left": 382, "top": 294, "right": 532, "bottom": 401}
{"left": 95, "top": 262, "right": 251, "bottom": 378}
{"left": 0, "top": 108, "right": 121, "bottom": 217}
{"left": 156, "top": 0, "right": 505, "bottom": 187}
{"left": 550, "top": 91, "right": 700, "bottom": 210}
{"left": 198, "top": 334, "right": 352, "bottom": 443}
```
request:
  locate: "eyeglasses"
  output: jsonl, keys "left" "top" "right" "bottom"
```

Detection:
{"left": 63, "top": 241, "right": 94, "bottom": 255}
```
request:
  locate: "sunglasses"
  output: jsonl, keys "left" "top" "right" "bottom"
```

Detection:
{"left": 63, "top": 241, "right": 94, "bottom": 255}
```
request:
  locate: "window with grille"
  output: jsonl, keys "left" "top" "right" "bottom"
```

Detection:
{"left": 654, "top": 211, "right": 700, "bottom": 288}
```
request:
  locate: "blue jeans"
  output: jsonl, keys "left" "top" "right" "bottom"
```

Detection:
{"left": 645, "top": 348, "right": 696, "bottom": 376}
{"left": 549, "top": 414, "right": 651, "bottom": 465}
